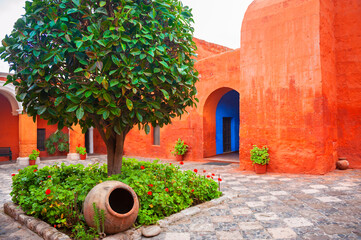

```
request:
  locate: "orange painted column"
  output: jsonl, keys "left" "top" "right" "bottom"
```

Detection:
{"left": 18, "top": 114, "right": 37, "bottom": 165}
{"left": 67, "top": 124, "right": 85, "bottom": 160}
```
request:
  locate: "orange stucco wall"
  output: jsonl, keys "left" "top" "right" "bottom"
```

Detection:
{"left": 193, "top": 38, "right": 233, "bottom": 60}
{"left": 18, "top": 114, "right": 37, "bottom": 158}
{"left": 334, "top": 0, "right": 361, "bottom": 168}
{"left": 237, "top": 0, "right": 338, "bottom": 174}
{"left": 94, "top": 128, "right": 107, "bottom": 154}
{"left": 0, "top": 94, "right": 19, "bottom": 161}
{"left": 36, "top": 116, "right": 68, "bottom": 157}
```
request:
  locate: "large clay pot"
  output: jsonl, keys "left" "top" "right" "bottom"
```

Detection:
{"left": 336, "top": 158, "right": 349, "bottom": 170}
{"left": 254, "top": 164, "right": 267, "bottom": 174}
{"left": 83, "top": 181, "right": 139, "bottom": 234}
{"left": 29, "top": 159, "right": 36, "bottom": 166}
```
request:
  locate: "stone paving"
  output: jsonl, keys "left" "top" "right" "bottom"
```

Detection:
{"left": 0, "top": 156, "right": 361, "bottom": 240}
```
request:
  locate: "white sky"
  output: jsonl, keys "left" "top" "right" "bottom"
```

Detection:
{"left": 0, "top": 0, "right": 254, "bottom": 73}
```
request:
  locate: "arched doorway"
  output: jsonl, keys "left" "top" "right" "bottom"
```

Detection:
{"left": 0, "top": 85, "right": 20, "bottom": 162}
{"left": 203, "top": 87, "right": 240, "bottom": 160}
{"left": 216, "top": 90, "right": 239, "bottom": 154}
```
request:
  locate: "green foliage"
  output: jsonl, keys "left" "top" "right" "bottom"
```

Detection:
{"left": 72, "top": 222, "right": 99, "bottom": 240}
{"left": 11, "top": 159, "right": 221, "bottom": 234}
{"left": 1, "top": 0, "right": 199, "bottom": 136}
{"left": 250, "top": 145, "right": 270, "bottom": 165}
{"left": 171, "top": 138, "right": 188, "bottom": 156}
{"left": 76, "top": 146, "right": 87, "bottom": 155}
{"left": 45, "top": 131, "right": 69, "bottom": 155}
{"left": 92, "top": 202, "right": 105, "bottom": 238}
{"left": 29, "top": 149, "right": 40, "bottom": 160}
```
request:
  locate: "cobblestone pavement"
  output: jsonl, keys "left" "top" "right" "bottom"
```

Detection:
{"left": 1, "top": 156, "right": 361, "bottom": 240}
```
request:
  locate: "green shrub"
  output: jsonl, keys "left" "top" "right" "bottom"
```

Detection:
{"left": 11, "top": 159, "right": 221, "bottom": 236}
{"left": 171, "top": 138, "right": 188, "bottom": 156}
{"left": 45, "top": 131, "right": 69, "bottom": 155}
{"left": 250, "top": 145, "right": 270, "bottom": 165}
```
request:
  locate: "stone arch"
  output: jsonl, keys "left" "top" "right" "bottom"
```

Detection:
{"left": 0, "top": 79, "right": 22, "bottom": 116}
{"left": 203, "top": 87, "right": 239, "bottom": 158}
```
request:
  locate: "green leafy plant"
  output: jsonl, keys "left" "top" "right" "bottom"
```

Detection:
{"left": 72, "top": 222, "right": 99, "bottom": 240}
{"left": 250, "top": 145, "right": 270, "bottom": 165}
{"left": 10, "top": 158, "right": 221, "bottom": 235}
{"left": 1, "top": 0, "right": 199, "bottom": 176}
{"left": 29, "top": 149, "right": 40, "bottom": 160}
{"left": 92, "top": 202, "right": 106, "bottom": 238}
{"left": 45, "top": 131, "right": 69, "bottom": 155}
{"left": 171, "top": 138, "right": 188, "bottom": 156}
{"left": 76, "top": 145, "right": 87, "bottom": 155}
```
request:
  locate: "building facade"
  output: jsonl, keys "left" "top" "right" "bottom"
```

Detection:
{"left": 1, "top": 0, "right": 360, "bottom": 173}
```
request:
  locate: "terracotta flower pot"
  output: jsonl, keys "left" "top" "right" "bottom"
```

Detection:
{"left": 80, "top": 153, "right": 86, "bottom": 160}
{"left": 29, "top": 159, "right": 36, "bottom": 166}
{"left": 254, "top": 163, "right": 267, "bottom": 174}
{"left": 83, "top": 181, "right": 139, "bottom": 234}
{"left": 175, "top": 154, "right": 183, "bottom": 161}
{"left": 336, "top": 160, "right": 349, "bottom": 170}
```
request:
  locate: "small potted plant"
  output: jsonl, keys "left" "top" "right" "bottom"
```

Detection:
{"left": 76, "top": 145, "right": 87, "bottom": 160}
{"left": 171, "top": 138, "right": 188, "bottom": 161}
{"left": 29, "top": 149, "right": 40, "bottom": 165}
{"left": 250, "top": 145, "right": 270, "bottom": 174}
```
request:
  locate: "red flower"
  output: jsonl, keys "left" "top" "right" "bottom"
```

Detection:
{"left": 148, "top": 184, "right": 153, "bottom": 187}
{"left": 169, "top": 163, "right": 172, "bottom": 165}
{"left": 45, "top": 189, "right": 51, "bottom": 195}
{"left": 78, "top": 144, "right": 81, "bottom": 147}
{"left": 194, "top": 169, "right": 198, "bottom": 173}
{"left": 48, "top": 175, "right": 51, "bottom": 178}
{"left": 203, "top": 170, "right": 206, "bottom": 173}
{"left": 147, "top": 191, "right": 152, "bottom": 195}
{"left": 211, "top": 176, "right": 214, "bottom": 179}
{"left": 11, "top": 174, "right": 15, "bottom": 177}
{"left": 17, "top": 169, "right": 20, "bottom": 172}
{"left": 207, "top": 175, "right": 210, "bottom": 178}
{"left": 212, "top": 173, "right": 215, "bottom": 176}
{"left": 37, "top": 149, "right": 40, "bottom": 152}
{"left": 54, "top": 225, "right": 56, "bottom": 228}
{"left": 191, "top": 189, "right": 194, "bottom": 192}
{"left": 180, "top": 161, "right": 184, "bottom": 165}
{"left": 140, "top": 166, "right": 145, "bottom": 170}
{"left": 165, "top": 188, "right": 169, "bottom": 192}
{"left": 218, "top": 178, "right": 222, "bottom": 182}
{"left": 33, "top": 169, "right": 37, "bottom": 172}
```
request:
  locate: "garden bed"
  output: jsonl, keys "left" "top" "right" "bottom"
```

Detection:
{"left": 10, "top": 158, "right": 222, "bottom": 239}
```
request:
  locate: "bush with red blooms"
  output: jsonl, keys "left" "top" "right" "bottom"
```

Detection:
{"left": 11, "top": 158, "right": 221, "bottom": 234}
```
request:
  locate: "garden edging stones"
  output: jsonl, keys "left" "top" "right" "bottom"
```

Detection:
{"left": 4, "top": 202, "right": 71, "bottom": 240}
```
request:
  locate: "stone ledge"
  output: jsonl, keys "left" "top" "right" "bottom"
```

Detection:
{"left": 4, "top": 202, "right": 71, "bottom": 240}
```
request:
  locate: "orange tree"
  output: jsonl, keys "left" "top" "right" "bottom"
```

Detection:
{"left": 0, "top": 0, "right": 198, "bottom": 175}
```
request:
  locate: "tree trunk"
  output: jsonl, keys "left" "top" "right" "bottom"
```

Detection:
{"left": 106, "top": 132, "right": 127, "bottom": 176}
{"left": 93, "top": 122, "right": 129, "bottom": 176}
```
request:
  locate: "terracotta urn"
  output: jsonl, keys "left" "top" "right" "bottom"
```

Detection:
{"left": 254, "top": 164, "right": 267, "bottom": 174}
{"left": 80, "top": 153, "right": 86, "bottom": 160}
{"left": 175, "top": 154, "right": 183, "bottom": 161}
{"left": 29, "top": 159, "right": 36, "bottom": 166}
{"left": 83, "top": 181, "right": 139, "bottom": 234}
{"left": 336, "top": 157, "right": 349, "bottom": 170}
